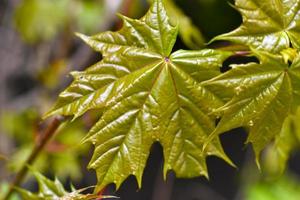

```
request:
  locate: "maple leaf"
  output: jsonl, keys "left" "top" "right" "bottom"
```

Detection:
{"left": 147, "top": 0, "right": 205, "bottom": 49}
{"left": 162, "top": 0, "right": 205, "bottom": 49}
{"left": 262, "top": 108, "right": 300, "bottom": 177}
{"left": 45, "top": 0, "right": 234, "bottom": 191}
{"left": 15, "top": 168, "right": 116, "bottom": 200}
{"left": 204, "top": 50, "right": 300, "bottom": 163}
{"left": 213, "top": 0, "right": 300, "bottom": 53}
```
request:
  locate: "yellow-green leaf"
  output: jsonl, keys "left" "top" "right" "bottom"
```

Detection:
{"left": 15, "top": 168, "right": 116, "bottom": 200}
{"left": 205, "top": 50, "right": 300, "bottom": 162}
{"left": 156, "top": 0, "right": 205, "bottom": 49}
{"left": 213, "top": 0, "right": 300, "bottom": 53}
{"left": 46, "top": 0, "right": 233, "bottom": 191}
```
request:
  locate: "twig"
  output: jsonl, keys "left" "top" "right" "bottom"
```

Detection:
{"left": 232, "top": 51, "right": 251, "bottom": 57}
{"left": 213, "top": 43, "right": 251, "bottom": 57}
{"left": 3, "top": 116, "right": 66, "bottom": 200}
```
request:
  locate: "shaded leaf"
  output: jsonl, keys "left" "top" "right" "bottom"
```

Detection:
{"left": 14, "top": 0, "right": 105, "bottom": 43}
{"left": 75, "top": 0, "right": 105, "bottom": 34}
{"left": 149, "top": 0, "right": 205, "bottom": 49}
{"left": 245, "top": 174, "right": 300, "bottom": 200}
{"left": 213, "top": 0, "right": 300, "bottom": 53}
{"left": 0, "top": 183, "right": 20, "bottom": 200}
{"left": 1, "top": 109, "right": 88, "bottom": 180}
{"left": 14, "top": 0, "right": 68, "bottom": 43}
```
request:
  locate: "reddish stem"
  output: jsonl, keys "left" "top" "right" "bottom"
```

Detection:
{"left": 3, "top": 116, "right": 66, "bottom": 200}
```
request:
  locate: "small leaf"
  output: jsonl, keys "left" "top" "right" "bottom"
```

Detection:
{"left": 262, "top": 107, "right": 300, "bottom": 177}
{"left": 212, "top": 0, "right": 300, "bottom": 53}
{"left": 15, "top": 168, "right": 116, "bottom": 200}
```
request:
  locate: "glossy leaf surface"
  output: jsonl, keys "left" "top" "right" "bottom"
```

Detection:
{"left": 205, "top": 50, "right": 300, "bottom": 161}
{"left": 83, "top": 49, "right": 233, "bottom": 190}
{"left": 160, "top": 0, "right": 205, "bottom": 49}
{"left": 46, "top": 0, "right": 233, "bottom": 191}
{"left": 213, "top": 0, "right": 300, "bottom": 53}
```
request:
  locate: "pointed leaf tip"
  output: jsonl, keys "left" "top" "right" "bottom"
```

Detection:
{"left": 46, "top": 0, "right": 234, "bottom": 191}
{"left": 212, "top": 0, "right": 300, "bottom": 53}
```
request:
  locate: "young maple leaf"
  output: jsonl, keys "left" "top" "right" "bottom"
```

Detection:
{"left": 15, "top": 168, "right": 116, "bottom": 200}
{"left": 204, "top": 50, "right": 300, "bottom": 165}
{"left": 213, "top": 0, "right": 300, "bottom": 53}
{"left": 45, "top": 0, "right": 234, "bottom": 191}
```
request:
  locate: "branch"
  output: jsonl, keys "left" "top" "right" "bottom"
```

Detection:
{"left": 3, "top": 116, "right": 66, "bottom": 200}
{"left": 211, "top": 43, "right": 251, "bottom": 56}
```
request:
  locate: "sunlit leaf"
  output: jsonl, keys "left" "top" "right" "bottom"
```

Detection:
{"left": 205, "top": 50, "right": 300, "bottom": 163}
{"left": 149, "top": 0, "right": 205, "bottom": 49}
{"left": 213, "top": 0, "right": 300, "bottom": 53}
{"left": 46, "top": 0, "right": 233, "bottom": 191}
{"left": 14, "top": 0, "right": 105, "bottom": 43}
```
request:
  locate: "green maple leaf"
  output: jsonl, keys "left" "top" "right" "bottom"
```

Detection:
{"left": 150, "top": 0, "right": 205, "bottom": 49}
{"left": 46, "top": 0, "right": 234, "bottom": 190}
{"left": 213, "top": 0, "right": 300, "bottom": 53}
{"left": 15, "top": 168, "right": 115, "bottom": 200}
{"left": 204, "top": 50, "right": 300, "bottom": 164}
